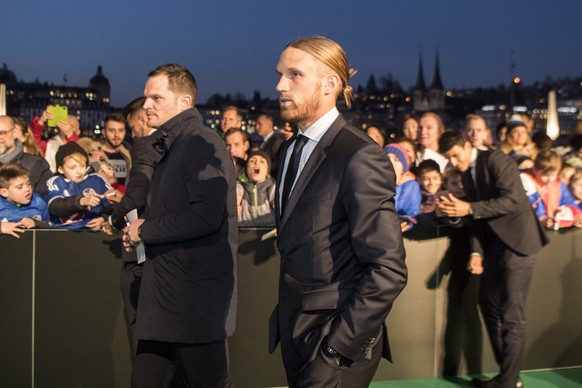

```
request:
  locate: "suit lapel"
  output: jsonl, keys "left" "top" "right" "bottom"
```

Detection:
{"left": 275, "top": 138, "right": 294, "bottom": 230}
{"left": 279, "top": 115, "right": 347, "bottom": 232}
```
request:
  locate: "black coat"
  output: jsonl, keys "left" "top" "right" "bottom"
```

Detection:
{"left": 110, "top": 130, "right": 165, "bottom": 230}
{"left": 135, "top": 108, "right": 238, "bottom": 344}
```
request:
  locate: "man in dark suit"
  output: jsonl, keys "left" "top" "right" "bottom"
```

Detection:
{"left": 255, "top": 113, "right": 285, "bottom": 179}
{"left": 437, "top": 131, "right": 548, "bottom": 388}
{"left": 124, "top": 64, "right": 237, "bottom": 387}
{"left": 269, "top": 36, "right": 408, "bottom": 387}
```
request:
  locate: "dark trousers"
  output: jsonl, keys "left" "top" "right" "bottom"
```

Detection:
{"left": 286, "top": 331, "right": 383, "bottom": 388}
{"left": 131, "top": 339, "right": 232, "bottom": 388}
{"left": 121, "top": 261, "right": 143, "bottom": 362}
{"left": 480, "top": 232, "right": 536, "bottom": 388}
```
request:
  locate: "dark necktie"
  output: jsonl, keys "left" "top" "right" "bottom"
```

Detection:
{"left": 463, "top": 168, "right": 478, "bottom": 201}
{"left": 281, "top": 134, "right": 308, "bottom": 214}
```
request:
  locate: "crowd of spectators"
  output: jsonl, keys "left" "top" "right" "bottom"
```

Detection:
{"left": 375, "top": 112, "right": 582, "bottom": 232}
{"left": 1, "top": 106, "right": 582, "bottom": 237}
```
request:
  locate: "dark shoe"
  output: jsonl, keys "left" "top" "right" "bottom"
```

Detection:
{"left": 471, "top": 375, "right": 523, "bottom": 388}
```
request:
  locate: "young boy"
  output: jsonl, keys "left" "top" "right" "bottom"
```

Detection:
{"left": 0, "top": 163, "right": 51, "bottom": 237}
{"left": 417, "top": 159, "right": 444, "bottom": 214}
{"left": 236, "top": 150, "right": 276, "bottom": 227}
{"left": 45, "top": 142, "right": 113, "bottom": 230}
{"left": 520, "top": 150, "right": 581, "bottom": 229}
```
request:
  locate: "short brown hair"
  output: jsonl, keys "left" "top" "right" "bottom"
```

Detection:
{"left": 0, "top": 164, "right": 30, "bottom": 189}
{"left": 148, "top": 64, "right": 198, "bottom": 106}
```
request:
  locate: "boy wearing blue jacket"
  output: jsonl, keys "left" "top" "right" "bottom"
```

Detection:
{"left": 0, "top": 163, "right": 51, "bottom": 237}
{"left": 45, "top": 142, "right": 113, "bottom": 230}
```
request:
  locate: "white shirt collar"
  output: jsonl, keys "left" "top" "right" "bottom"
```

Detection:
{"left": 298, "top": 107, "right": 339, "bottom": 143}
{"left": 470, "top": 147, "right": 478, "bottom": 167}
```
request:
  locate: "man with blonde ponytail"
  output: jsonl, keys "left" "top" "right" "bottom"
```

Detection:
{"left": 270, "top": 36, "right": 407, "bottom": 387}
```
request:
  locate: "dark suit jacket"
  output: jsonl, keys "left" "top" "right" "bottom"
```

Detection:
{"left": 134, "top": 108, "right": 238, "bottom": 344}
{"left": 468, "top": 149, "right": 548, "bottom": 256}
{"left": 110, "top": 130, "right": 165, "bottom": 230}
{"left": 269, "top": 114, "right": 408, "bottom": 374}
{"left": 260, "top": 132, "right": 285, "bottom": 180}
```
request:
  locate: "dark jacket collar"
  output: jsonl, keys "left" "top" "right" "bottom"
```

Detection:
{"left": 159, "top": 108, "right": 203, "bottom": 151}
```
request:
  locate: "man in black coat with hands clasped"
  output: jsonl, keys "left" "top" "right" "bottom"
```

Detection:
{"left": 124, "top": 64, "right": 237, "bottom": 387}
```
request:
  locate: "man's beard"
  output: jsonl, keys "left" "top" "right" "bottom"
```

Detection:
{"left": 0, "top": 140, "right": 15, "bottom": 156}
{"left": 280, "top": 85, "right": 321, "bottom": 126}
{"left": 106, "top": 139, "right": 122, "bottom": 150}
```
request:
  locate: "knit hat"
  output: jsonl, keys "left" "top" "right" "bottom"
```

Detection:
{"left": 55, "top": 142, "right": 89, "bottom": 168}
{"left": 384, "top": 143, "right": 410, "bottom": 173}
{"left": 247, "top": 150, "right": 271, "bottom": 173}
{"left": 506, "top": 114, "right": 527, "bottom": 133}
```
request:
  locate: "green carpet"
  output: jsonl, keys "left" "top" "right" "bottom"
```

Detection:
{"left": 369, "top": 367, "right": 582, "bottom": 387}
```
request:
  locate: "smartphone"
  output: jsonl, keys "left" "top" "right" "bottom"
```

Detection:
{"left": 436, "top": 190, "right": 451, "bottom": 201}
{"left": 47, "top": 105, "right": 68, "bottom": 127}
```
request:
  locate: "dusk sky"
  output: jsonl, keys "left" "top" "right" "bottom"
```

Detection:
{"left": 2, "top": 1, "right": 581, "bottom": 107}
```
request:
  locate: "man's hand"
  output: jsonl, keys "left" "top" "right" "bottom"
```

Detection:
{"left": 103, "top": 189, "right": 123, "bottom": 204}
{"left": 123, "top": 219, "right": 145, "bottom": 252}
{"left": 437, "top": 193, "right": 472, "bottom": 218}
{"left": 467, "top": 254, "right": 484, "bottom": 275}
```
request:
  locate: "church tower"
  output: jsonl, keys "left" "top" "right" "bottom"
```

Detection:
{"left": 428, "top": 51, "right": 445, "bottom": 110}
{"left": 413, "top": 54, "right": 430, "bottom": 112}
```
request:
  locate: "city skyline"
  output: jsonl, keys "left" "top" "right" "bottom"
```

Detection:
{"left": 2, "top": 1, "right": 581, "bottom": 107}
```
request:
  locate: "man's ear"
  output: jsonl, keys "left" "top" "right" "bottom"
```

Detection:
{"left": 323, "top": 74, "right": 340, "bottom": 96}
{"left": 57, "top": 166, "right": 64, "bottom": 175}
{"left": 0, "top": 188, "right": 9, "bottom": 198}
{"left": 178, "top": 94, "right": 193, "bottom": 110}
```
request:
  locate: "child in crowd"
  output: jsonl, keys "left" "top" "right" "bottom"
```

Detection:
{"left": 417, "top": 159, "right": 443, "bottom": 215}
{"left": 520, "top": 150, "right": 581, "bottom": 229}
{"left": 568, "top": 171, "right": 582, "bottom": 210}
{"left": 236, "top": 150, "right": 276, "bottom": 227}
{"left": 395, "top": 137, "right": 418, "bottom": 173}
{"left": 384, "top": 143, "right": 421, "bottom": 232}
{"left": 0, "top": 163, "right": 51, "bottom": 237}
{"left": 559, "top": 164, "right": 576, "bottom": 186}
{"left": 45, "top": 142, "right": 113, "bottom": 230}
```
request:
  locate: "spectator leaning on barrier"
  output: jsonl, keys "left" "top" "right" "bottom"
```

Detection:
{"left": 45, "top": 142, "right": 113, "bottom": 231}
{"left": 385, "top": 143, "right": 421, "bottom": 232}
{"left": 520, "top": 150, "right": 582, "bottom": 229}
{"left": 0, "top": 163, "right": 51, "bottom": 237}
